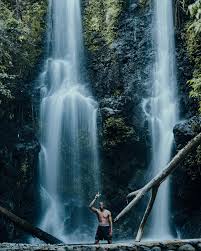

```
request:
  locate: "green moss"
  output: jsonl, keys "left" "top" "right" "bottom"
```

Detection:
{"left": 21, "top": 158, "right": 29, "bottom": 176}
{"left": 196, "top": 145, "right": 201, "bottom": 165}
{"left": 139, "top": 0, "right": 150, "bottom": 8}
{"left": 84, "top": 0, "right": 124, "bottom": 51}
{"left": 103, "top": 116, "right": 136, "bottom": 150}
{"left": 186, "top": 0, "right": 201, "bottom": 112}
{"left": 0, "top": 0, "right": 47, "bottom": 104}
{"left": 113, "top": 89, "right": 122, "bottom": 96}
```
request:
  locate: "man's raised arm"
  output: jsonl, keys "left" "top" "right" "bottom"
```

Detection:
{"left": 89, "top": 192, "right": 100, "bottom": 213}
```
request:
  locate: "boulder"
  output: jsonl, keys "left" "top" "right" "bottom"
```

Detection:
{"left": 178, "top": 244, "right": 195, "bottom": 251}
{"left": 173, "top": 116, "right": 201, "bottom": 147}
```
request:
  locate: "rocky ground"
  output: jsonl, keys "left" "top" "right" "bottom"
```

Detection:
{"left": 0, "top": 239, "right": 201, "bottom": 251}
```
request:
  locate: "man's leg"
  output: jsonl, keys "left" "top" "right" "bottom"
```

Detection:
{"left": 95, "top": 226, "right": 101, "bottom": 244}
{"left": 105, "top": 227, "right": 112, "bottom": 244}
{"left": 107, "top": 239, "right": 112, "bottom": 244}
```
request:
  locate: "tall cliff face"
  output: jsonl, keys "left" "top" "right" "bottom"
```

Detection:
{"left": 173, "top": 117, "right": 201, "bottom": 238}
{"left": 0, "top": 0, "right": 47, "bottom": 242}
{"left": 83, "top": 0, "right": 153, "bottom": 238}
{"left": 83, "top": 0, "right": 201, "bottom": 239}
{"left": 173, "top": 0, "right": 201, "bottom": 238}
{"left": 174, "top": 0, "right": 200, "bottom": 117}
{"left": 0, "top": 0, "right": 200, "bottom": 242}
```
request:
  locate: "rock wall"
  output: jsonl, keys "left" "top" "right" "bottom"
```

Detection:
{"left": 82, "top": 0, "right": 153, "bottom": 238}
{"left": 82, "top": 0, "right": 201, "bottom": 239}
{"left": 173, "top": 0, "right": 201, "bottom": 238}
{"left": 174, "top": 0, "right": 199, "bottom": 117}
{"left": 172, "top": 117, "right": 201, "bottom": 238}
{"left": 0, "top": 0, "right": 200, "bottom": 243}
{"left": 0, "top": 0, "right": 47, "bottom": 242}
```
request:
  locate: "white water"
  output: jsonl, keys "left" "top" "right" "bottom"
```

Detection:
{"left": 144, "top": 0, "right": 178, "bottom": 239}
{"left": 38, "top": 0, "right": 99, "bottom": 243}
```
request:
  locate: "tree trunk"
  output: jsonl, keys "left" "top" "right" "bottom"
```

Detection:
{"left": 0, "top": 206, "right": 64, "bottom": 244}
{"left": 114, "top": 132, "right": 201, "bottom": 222}
{"left": 135, "top": 185, "right": 159, "bottom": 242}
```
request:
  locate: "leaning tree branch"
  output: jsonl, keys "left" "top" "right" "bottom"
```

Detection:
{"left": 127, "top": 189, "right": 143, "bottom": 199}
{"left": 0, "top": 206, "right": 63, "bottom": 244}
{"left": 114, "top": 132, "right": 201, "bottom": 223}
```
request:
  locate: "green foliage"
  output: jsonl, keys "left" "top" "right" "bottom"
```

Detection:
{"left": 196, "top": 145, "right": 201, "bottom": 165}
{"left": 188, "top": 0, "right": 201, "bottom": 19}
{"left": 139, "top": 0, "right": 150, "bottom": 8}
{"left": 186, "top": 0, "right": 201, "bottom": 112}
{"left": 182, "top": 145, "right": 201, "bottom": 181}
{"left": 84, "top": 0, "right": 124, "bottom": 51}
{"left": 186, "top": 0, "right": 201, "bottom": 57}
{"left": 188, "top": 75, "right": 201, "bottom": 112}
{"left": 103, "top": 116, "right": 136, "bottom": 150}
{"left": 182, "top": 113, "right": 201, "bottom": 180}
{"left": 0, "top": 0, "right": 47, "bottom": 104}
{"left": 20, "top": 157, "right": 29, "bottom": 178}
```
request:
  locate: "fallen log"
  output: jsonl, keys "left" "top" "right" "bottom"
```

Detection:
{"left": 114, "top": 132, "right": 201, "bottom": 239}
{"left": 0, "top": 206, "right": 63, "bottom": 244}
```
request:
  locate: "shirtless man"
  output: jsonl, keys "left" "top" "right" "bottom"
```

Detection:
{"left": 89, "top": 193, "right": 113, "bottom": 244}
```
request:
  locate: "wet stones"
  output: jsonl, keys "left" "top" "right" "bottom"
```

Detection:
{"left": 151, "top": 247, "right": 161, "bottom": 251}
{"left": 0, "top": 240, "right": 201, "bottom": 251}
{"left": 178, "top": 244, "right": 195, "bottom": 251}
{"left": 197, "top": 243, "right": 201, "bottom": 251}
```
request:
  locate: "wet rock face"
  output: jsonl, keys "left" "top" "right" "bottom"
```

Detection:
{"left": 174, "top": 0, "right": 199, "bottom": 117}
{"left": 174, "top": 116, "right": 201, "bottom": 147}
{"left": 0, "top": 0, "right": 46, "bottom": 242}
{"left": 83, "top": 0, "right": 153, "bottom": 238}
{"left": 173, "top": 117, "right": 201, "bottom": 239}
{"left": 0, "top": 113, "right": 40, "bottom": 242}
{"left": 0, "top": 52, "right": 42, "bottom": 241}
{"left": 171, "top": 0, "right": 201, "bottom": 239}
{"left": 175, "top": 30, "right": 195, "bottom": 118}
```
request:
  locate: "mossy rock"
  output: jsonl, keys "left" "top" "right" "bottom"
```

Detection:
{"left": 103, "top": 116, "right": 136, "bottom": 150}
{"left": 83, "top": 0, "right": 124, "bottom": 51}
{"left": 185, "top": 0, "right": 201, "bottom": 112}
{"left": 0, "top": 0, "right": 47, "bottom": 105}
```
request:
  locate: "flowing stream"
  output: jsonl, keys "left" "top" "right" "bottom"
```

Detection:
{"left": 144, "top": 0, "right": 179, "bottom": 239}
{"left": 38, "top": 0, "right": 99, "bottom": 243}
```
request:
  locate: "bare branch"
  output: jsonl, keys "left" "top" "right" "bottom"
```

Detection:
{"left": 127, "top": 189, "right": 142, "bottom": 199}
{"left": 114, "top": 132, "right": 201, "bottom": 222}
{"left": 135, "top": 185, "right": 159, "bottom": 242}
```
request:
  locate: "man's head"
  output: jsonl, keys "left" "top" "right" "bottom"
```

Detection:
{"left": 99, "top": 201, "right": 105, "bottom": 211}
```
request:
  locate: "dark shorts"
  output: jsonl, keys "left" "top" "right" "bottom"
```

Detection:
{"left": 95, "top": 226, "right": 111, "bottom": 241}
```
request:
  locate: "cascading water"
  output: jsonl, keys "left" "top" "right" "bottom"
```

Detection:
{"left": 144, "top": 0, "right": 179, "bottom": 239}
{"left": 38, "top": 0, "right": 100, "bottom": 243}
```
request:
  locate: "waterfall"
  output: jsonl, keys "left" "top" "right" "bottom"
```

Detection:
{"left": 38, "top": 0, "right": 100, "bottom": 243}
{"left": 145, "top": 0, "right": 179, "bottom": 239}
